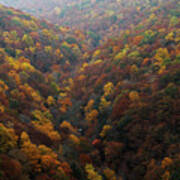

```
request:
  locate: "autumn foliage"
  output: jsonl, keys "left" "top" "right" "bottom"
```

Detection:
{"left": 0, "top": 0, "right": 179, "bottom": 179}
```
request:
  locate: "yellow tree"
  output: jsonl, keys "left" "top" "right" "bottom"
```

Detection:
{"left": 103, "top": 82, "right": 114, "bottom": 97}
{"left": 20, "top": 131, "right": 41, "bottom": 172}
{"left": 85, "top": 109, "right": 98, "bottom": 123}
{"left": 99, "top": 97, "right": 111, "bottom": 112}
{"left": 32, "top": 110, "right": 61, "bottom": 142}
{"left": 114, "top": 50, "right": 126, "bottom": 61}
{"left": 22, "top": 34, "right": 34, "bottom": 47}
{"left": 154, "top": 48, "right": 170, "bottom": 66}
{"left": 100, "top": 125, "right": 112, "bottom": 137}
{"left": 165, "top": 32, "right": 174, "bottom": 41}
{"left": 0, "top": 123, "right": 17, "bottom": 153}
{"left": 46, "top": 96, "right": 56, "bottom": 106}
{"left": 85, "top": 164, "right": 102, "bottom": 180}
{"left": 92, "top": 49, "right": 101, "bottom": 59}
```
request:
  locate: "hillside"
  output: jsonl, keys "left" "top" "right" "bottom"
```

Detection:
{"left": 0, "top": 5, "right": 86, "bottom": 180}
{"left": 0, "top": 0, "right": 180, "bottom": 180}
{"left": 1, "top": 0, "right": 179, "bottom": 48}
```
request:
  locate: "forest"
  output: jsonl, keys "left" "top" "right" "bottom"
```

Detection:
{"left": 0, "top": 0, "right": 179, "bottom": 179}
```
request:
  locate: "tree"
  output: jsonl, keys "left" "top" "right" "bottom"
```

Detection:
{"left": 22, "top": 34, "right": 34, "bottom": 47}
{"left": 59, "top": 97, "right": 72, "bottom": 113}
{"left": 20, "top": 131, "right": 41, "bottom": 173}
{"left": 103, "top": 168, "right": 117, "bottom": 180}
{"left": 103, "top": 82, "right": 114, "bottom": 97}
{"left": 60, "top": 121, "right": 76, "bottom": 133}
{"left": 114, "top": 50, "right": 126, "bottom": 62}
{"left": 69, "top": 134, "right": 80, "bottom": 145}
{"left": 32, "top": 110, "right": 61, "bottom": 142}
{"left": 41, "top": 155, "right": 60, "bottom": 171}
{"left": 46, "top": 96, "right": 55, "bottom": 106}
{"left": 129, "top": 91, "right": 140, "bottom": 102}
{"left": 99, "top": 97, "right": 111, "bottom": 112}
{"left": 104, "top": 141, "right": 124, "bottom": 167}
{"left": 100, "top": 125, "right": 112, "bottom": 137}
{"left": 0, "top": 79, "right": 8, "bottom": 93}
{"left": 0, "top": 123, "right": 17, "bottom": 153}
{"left": 85, "top": 109, "right": 98, "bottom": 123}
{"left": 92, "top": 50, "right": 101, "bottom": 58}
{"left": 161, "top": 157, "right": 173, "bottom": 169}
{"left": 0, "top": 155, "right": 22, "bottom": 180}
{"left": 85, "top": 164, "right": 102, "bottom": 180}
{"left": 154, "top": 48, "right": 170, "bottom": 66}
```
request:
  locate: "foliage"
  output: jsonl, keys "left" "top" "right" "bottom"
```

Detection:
{"left": 0, "top": 0, "right": 179, "bottom": 179}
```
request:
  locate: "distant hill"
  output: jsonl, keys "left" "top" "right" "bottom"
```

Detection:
{"left": 1, "top": 0, "right": 179, "bottom": 47}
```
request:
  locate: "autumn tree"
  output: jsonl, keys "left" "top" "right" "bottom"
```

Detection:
{"left": 85, "top": 164, "right": 102, "bottom": 180}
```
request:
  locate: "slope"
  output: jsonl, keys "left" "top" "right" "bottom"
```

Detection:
{"left": 0, "top": 0, "right": 179, "bottom": 180}
{"left": 0, "top": 5, "right": 87, "bottom": 180}
{"left": 1, "top": 0, "right": 179, "bottom": 48}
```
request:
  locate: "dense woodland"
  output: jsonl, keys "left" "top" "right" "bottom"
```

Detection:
{"left": 0, "top": 0, "right": 180, "bottom": 179}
